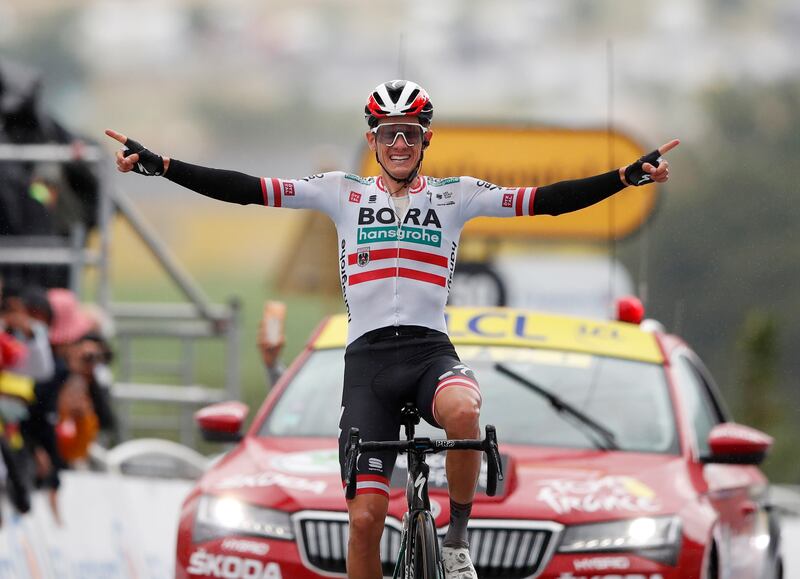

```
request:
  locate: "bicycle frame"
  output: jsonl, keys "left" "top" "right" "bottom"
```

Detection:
{"left": 344, "top": 404, "right": 503, "bottom": 578}
{"left": 396, "top": 447, "right": 437, "bottom": 578}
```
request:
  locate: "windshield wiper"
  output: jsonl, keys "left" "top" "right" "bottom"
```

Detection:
{"left": 495, "top": 363, "right": 619, "bottom": 450}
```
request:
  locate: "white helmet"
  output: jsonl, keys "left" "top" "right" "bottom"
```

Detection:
{"left": 364, "top": 80, "right": 433, "bottom": 128}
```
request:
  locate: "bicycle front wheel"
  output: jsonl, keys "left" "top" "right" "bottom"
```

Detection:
{"left": 407, "top": 511, "right": 440, "bottom": 578}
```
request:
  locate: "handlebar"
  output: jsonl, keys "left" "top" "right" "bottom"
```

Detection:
{"left": 343, "top": 425, "right": 504, "bottom": 500}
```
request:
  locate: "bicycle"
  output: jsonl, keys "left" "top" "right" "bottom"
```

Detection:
{"left": 343, "top": 403, "right": 504, "bottom": 578}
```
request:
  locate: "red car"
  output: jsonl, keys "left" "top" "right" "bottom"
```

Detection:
{"left": 176, "top": 305, "right": 782, "bottom": 579}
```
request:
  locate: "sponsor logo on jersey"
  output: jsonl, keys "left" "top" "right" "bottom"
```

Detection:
{"left": 345, "top": 174, "right": 375, "bottom": 185}
{"left": 187, "top": 550, "right": 283, "bottom": 579}
{"left": 349, "top": 191, "right": 362, "bottom": 203}
{"left": 477, "top": 180, "right": 500, "bottom": 190}
{"left": 502, "top": 193, "right": 514, "bottom": 208}
{"left": 357, "top": 247, "right": 370, "bottom": 267}
{"left": 434, "top": 191, "right": 456, "bottom": 206}
{"left": 339, "top": 239, "right": 352, "bottom": 321}
{"left": 368, "top": 457, "right": 383, "bottom": 472}
{"left": 428, "top": 176, "right": 460, "bottom": 186}
{"left": 368, "top": 194, "right": 377, "bottom": 203}
{"left": 358, "top": 226, "right": 441, "bottom": 248}
{"left": 447, "top": 242, "right": 458, "bottom": 290}
{"left": 282, "top": 182, "right": 295, "bottom": 196}
{"left": 358, "top": 207, "right": 442, "bottom": 228}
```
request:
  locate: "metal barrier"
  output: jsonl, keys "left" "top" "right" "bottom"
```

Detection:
{"left": 0, "top": 143, "right": 241, "bottom": 445}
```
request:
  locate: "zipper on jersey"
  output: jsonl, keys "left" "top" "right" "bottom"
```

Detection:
{"left": 385, "top": 177, "right": 425, "bottom": 327}
{"left": 385, "top": 190, "right": 401, "bottom": 326}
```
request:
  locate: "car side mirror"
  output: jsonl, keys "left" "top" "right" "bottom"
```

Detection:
{"left": 702, "top": 422, "right": 773, "bottom": 465}
{"left": 195, "top": 401, "right": 249, "bottom": 443}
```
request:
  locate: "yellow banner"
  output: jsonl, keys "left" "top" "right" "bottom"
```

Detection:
{"left": 359, "top": 125, "right": 656, "bottom": 240}
{"left": 312, "top": 307, "right": 663, "bottom": 363}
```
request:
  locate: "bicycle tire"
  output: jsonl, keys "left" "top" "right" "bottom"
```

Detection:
{"left": 407, "top": 511, "right": 440, "bottom": 578}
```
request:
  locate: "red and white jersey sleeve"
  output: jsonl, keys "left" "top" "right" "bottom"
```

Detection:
{"left": 259, "top": 171, "right": 344, "bottom": 219}
{"left": 458, "top": 177, "right": 538, "bottom": 224}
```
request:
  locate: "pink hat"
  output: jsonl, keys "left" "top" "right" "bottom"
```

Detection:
{"left": 47, "top": 289, "right": 95, "bottom": 345}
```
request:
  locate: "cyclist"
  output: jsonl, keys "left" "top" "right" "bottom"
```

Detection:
{"left": 106, "top": 79, "right": 677, "bottom": 579}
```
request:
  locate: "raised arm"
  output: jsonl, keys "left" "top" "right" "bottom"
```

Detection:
{"left": 105, "top": 129, "right": 343, "bottom": 215}
{"left": 535, "top": 139, "right": 679, "bottom": 215}
{"left": 461, "top": 139, "right": 680, "bottom": 221}
{"left": 105, "top": 129, "right": 263, "bottom": 205}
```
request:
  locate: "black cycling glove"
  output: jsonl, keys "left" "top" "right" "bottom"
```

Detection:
{"left": 122, "top": 138, "right": 165, "bottom": 176}
{"left": 624, "top": 149, "right": 662, "bottom": 186}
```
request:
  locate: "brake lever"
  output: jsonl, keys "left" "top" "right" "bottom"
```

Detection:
{"left": 484, "top": 425, "right": 503, "bottom": 497}
{"left": 344, "top": 427, "right": 360, "bottom": 500}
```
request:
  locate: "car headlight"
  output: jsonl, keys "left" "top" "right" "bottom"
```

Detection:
{"left": 559, "top": 516, "right": 681, "bottom": 564}
{"left": 193, "top": 495, "right": 295, "bottom": 542}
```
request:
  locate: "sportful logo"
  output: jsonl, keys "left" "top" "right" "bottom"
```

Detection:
{"left": 349, "top": 191, "right": 362, "bottom": 203}
{"left": 368, "top": 458, "right": 383, "bottom": 471}
{"left": 357, "top": 226, "right": 442, "bottom": 248}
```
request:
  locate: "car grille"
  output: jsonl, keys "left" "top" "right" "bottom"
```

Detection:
{"left": 293, "top": 511, "right": 562, "bottom": 578}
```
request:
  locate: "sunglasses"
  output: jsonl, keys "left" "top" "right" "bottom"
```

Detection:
{"left": 371, "top": 123, "right": 429, "bottom": 147}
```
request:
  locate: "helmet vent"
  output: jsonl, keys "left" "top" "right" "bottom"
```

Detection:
{"left": 385, "top": 84, "right": 404, "bottom": 102}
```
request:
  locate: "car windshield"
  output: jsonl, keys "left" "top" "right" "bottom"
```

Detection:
{"left": 259, "top": 346, "right": 678, "bottom": 454}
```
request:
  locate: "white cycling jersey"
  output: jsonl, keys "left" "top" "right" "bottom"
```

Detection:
{"left": 260, "top": 172, "right": 537, "bottom": 344}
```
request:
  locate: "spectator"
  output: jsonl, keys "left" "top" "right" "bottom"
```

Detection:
{"left": 59, "top": 332, "right": 117, "bottom": 456}
{"left": 257, "top": 301, "right": 286, "bottom": 387}
{"left": 0, "top": 277, "right": 34, "bottom": 518}
{"left": 1, "top": 282, "right": 55, "bottom": 381}
{"left": 22, "top": 284, "right": 53, "bottom": 328}
{"left": 0, "top": 328, "right": 26, "bottom": 372}
{"left": 0, "top": 58, "right": 101, "bottom": 289}
{"left": 22, "top": 289, "right": 115, "bottom": 523}
{"left": 0, "top": 278, "right": 28, "bottom": 371}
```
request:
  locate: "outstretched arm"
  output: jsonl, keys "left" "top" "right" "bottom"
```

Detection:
{"left": 105, "top": 129, "right": 262, "bottom": 205}
{"left": 460, "top": 139, "right": 680, "bottom": 222}
{"left": 535, "top": 139, "right": 679, "bottom": 216}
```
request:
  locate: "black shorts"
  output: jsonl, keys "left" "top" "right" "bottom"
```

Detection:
{"left": 337, "top": 325, "right": 480, "bottom": 498}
